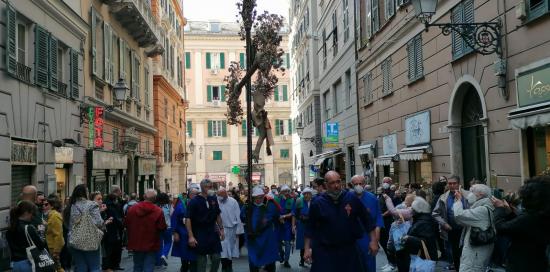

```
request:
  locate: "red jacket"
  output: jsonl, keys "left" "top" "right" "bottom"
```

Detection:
{"left": 125, "top": 201, "right": 167, "bottom": 252}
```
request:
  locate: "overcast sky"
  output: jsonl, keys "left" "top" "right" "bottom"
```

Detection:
{"left": 184, "top": 0, "right": 289, "bottom": 22}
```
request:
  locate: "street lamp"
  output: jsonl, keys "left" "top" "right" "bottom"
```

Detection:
{"left": 411, "top": 0, "right": 502, "bottom": 56}
{"left": 79, "top": 78, "right": 129, "bottom": 125}
{"left": 295, "top": 124, "right": 322, "bottom": 145}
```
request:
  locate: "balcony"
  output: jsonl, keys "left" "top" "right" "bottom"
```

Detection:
{"left": 16, "top": 62, "right": 31, "bottom": 83}
{"left": 105, "top": 0, "right": 164, "bottom": 57}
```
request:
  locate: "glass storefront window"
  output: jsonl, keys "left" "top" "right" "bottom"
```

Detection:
{"left": 527, "top": 126, "right": 550, "bottom": 176}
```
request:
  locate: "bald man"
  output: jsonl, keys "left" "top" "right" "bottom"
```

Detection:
{"left": 20, "top": 185, "right": 46, "bottom": 239}
{"left": 304, "top": 171, "right": 375, "bottom": 271}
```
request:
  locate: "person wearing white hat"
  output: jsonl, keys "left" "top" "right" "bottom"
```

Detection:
{"left": 292, "top": 187, "right": 313, "bottom": 267}
{"left": 216, "top": 187, "right": 242, "bottom": 272}
{"left": 244, "top": 185, "right": 279, "bottom": 272}
{"left": 274, "top": 184, "right": 295, "bottom": 268}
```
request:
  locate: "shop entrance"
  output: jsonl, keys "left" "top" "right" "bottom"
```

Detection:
{"left": 460, "top": 87, "right": 487, "bottom": 188}
{"left": 11, "top": 166, "right": 33, "bottom": 205}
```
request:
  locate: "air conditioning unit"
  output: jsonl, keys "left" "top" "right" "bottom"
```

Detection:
{"left": 212, "top": 100, "right": 220, "bottom": 106}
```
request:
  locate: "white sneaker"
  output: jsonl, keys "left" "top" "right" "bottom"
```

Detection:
{"left": 381, "top": 265, "right": 396, "bottom": 272}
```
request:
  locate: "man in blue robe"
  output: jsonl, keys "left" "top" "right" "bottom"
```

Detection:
{"left": 274, "top": 184, "right": 294, "bottom": 268}
{"left": 292, "top": 187, "right": 313, "bottom": 267}
{"left": 350, "top": 175, "right": 384, "bottom": 272}
{"left": 171, "top": 189, "right": 198, "bottom": 272}
{"left": 304, "top": 171, "right": 375, "bottom": 272}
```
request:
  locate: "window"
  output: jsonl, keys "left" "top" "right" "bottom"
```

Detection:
{"left": 527, "top": 0, "right": 549, "bottom": 21}
{"left": 275, "top": 120, "right": 285, "bottom": 136}
{"left": 145, "top": 139, "right": 150, "bottom": 154}
{"left": 274, "top": 85, "right": 288, "bottom": 101}
{"left": 208, "top": 120, "right": 227, "bottom": 137}
{"left": 322, "top": 29, "right": 327, "bottom": 69}
{"left": 381, "top": 58, "right": 393, "bottom": 95}
{"left": 164, "top": 98, "right": 168, "bottom": 118}
{"left": 345, "top": 70, "right": 352, "bottom": 106}
{"left": 280, "top": 149, "right": 290, "bottom": 159}
{"left": 112, "top": 128, "right": 119, "bottom": 151}
{"left": 213, "top": 151, "right": 222, "bottom": 160}
{"left": 407, "top": 34, "right": 424, "bottom": 82}
{"left": 451, "top": 0, "right": 474, "bottom": 59}
{"left": 333, "top": 80, "right": 343, "bottom": 114}
{"left": 205, "top": 52, "right": 225, "bottom": 69}
{"left": 212, "top": 86, "right": 220, "bottom": 100}
{"left": 207, "top": 85, "right": 225, "bottom": 102}
{"left": 57, "top": 48, "right": 63, "bottom": 83}
{"left": 185, "top": 52, "right": 191, "bottom": 69}
{"left": 239, "top": 52, "right": 246, "bottom": 69}
{"left": 186, "top": 121, "right": 192, "bottom": 137}
{"left": 323, "top": 91, "right": 331, "bottom": 120}
{"left": 17, "top": 24, "right": 25, "bottom": 64}
{"left": 163, "top": 139, "right": 173, "bottom": 162}
{"left": 241, "top": 121, "right": 259, "bottom": 136}
{"left": 343, "top": 0, "right": 350, "bottom": 42}
{"left": 363, "top": 72, "right": 373, "bottom": 104}
{"left": 172, "top": 105, "right": 176, "bottom": 123}
{"left": 144, "top": 66, "right": 150, "bottom": 107}
{"left": 385, "top": 0, "right": 396, "bottom": 20}
{"left": 332, "top": 12, "right": 338, "bottom": 56}
{"left": 372, "top": 0, "right": 380, "bottom": 33}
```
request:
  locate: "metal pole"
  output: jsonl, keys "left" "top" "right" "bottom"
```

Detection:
{"left": 244, "top": 3, "right": 253, "bottom": 215}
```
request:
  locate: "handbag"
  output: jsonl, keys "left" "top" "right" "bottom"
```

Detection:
{"left": 25, "top": 225, "right": 55, "bottom": 272}
{"left": 389, "top": 214, "right": 411, "bottom": 251}
{"left": 68, "top": 204, "right": 104, "bottom": 251}
{"left": 410, "top": 240, "right": 436, "bottom": 272}
{"left": 469, "top": 206, "right": 496, "bottom": 246}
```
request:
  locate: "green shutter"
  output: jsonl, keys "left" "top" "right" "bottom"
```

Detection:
{"left": 239, "top": 53, "right": 245, "bottom": 69}
{"left": 288, "top": 119, "right": 292, "bottom": 134}
{"left": 49, "top": 34, "right": 58, "bottom": 92}
{"left": 70, "top": 49, "right": 79, "bottom": 99}
{"left": 187, "top": 121, "right": 192, "bottom": 137}
{"left": 185, "top": 52, "right": 191, "bottom": 69}
{"left": 286, "top": 53, "right": 290, "bottom": 68}
{"left": 415, "top": 36, "right": 423, "bottom": 78}
{"left": 91, "top": 8, "right": 97, "bottom": 76}
{"left": 104, "top": 23, "right": 110, "bottom": 82}
{"left": 274, "top": 86, "right": 279, "bottom": 101}
{"left": 220, "top": 85, "right": 226, "bottom": 102}
{"left": 463, "top": 0, "right": 474, "bottom": 55}
{"left": 207, "top": 85, "right": 212, "bottom": 102}
{"left": 35, "top": 25, "right": 49, "bottom": 88}
{"left": 451, "top": 4, "right": 463, "bottom": 59}
{"left": 119, "top": 38, "right": 125, "bottom": 79}
{"left": 242, "top": 121, "right": 247, "bottom": 136}
{"left": 219, "top": 52, "right": 225, "bottom": 69}
{"left": 275, "top": 120, "right": 280, "bottom": 136}
{"left": 6, "top": 3, "right": 17, "bottom": 76}
{"left": 222, "top": 120, "right": 227, "bottom": 137}
{"left": 206, "top": 52, "right": 211, "bottom": 69}
{"left": 407, "top": 40, "right": 415, "bottom": 80}
{"left": 213, "top": 151, "right": 222, "bottom": 160}
{"left": 208, "top": 120, "right": 213, "bottom": 137}
{"left": 283, "top": 85, "right": 288, "bottom": 101}
{"left": 255, "top": 127, "right": 259, "bottom": 136}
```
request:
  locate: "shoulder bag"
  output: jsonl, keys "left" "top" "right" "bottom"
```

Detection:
{"left": 25, "top": 225, "right": 55, "bottom": 272}
{"left": 469, "top": 206, "right": 496, "bottom": 246}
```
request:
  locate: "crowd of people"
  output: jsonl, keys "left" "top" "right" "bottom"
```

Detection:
{"left": 5, "top": 171, "right": 550, "bottom": 272}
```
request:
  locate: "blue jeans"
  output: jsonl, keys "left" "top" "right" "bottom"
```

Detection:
{"left": 11, "top": 260, "right": 32, "bottom": 272}
{"left": 70, "top": 247, "right": 101, "bottom": 272}
{"left": 133, "top": 251, "right": 156, "bottom": 272}
{"left": 156, "top": 228, "right": 173, "bottom": 265}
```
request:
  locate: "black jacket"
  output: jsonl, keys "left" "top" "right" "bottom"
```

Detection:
{"left": 7, "top": 220, "right": 46, "bottom": 262}
{"left": 494, "top": 207, "right": 550, "bottom": 272}
{"left": 404, "top": 212, "right": 439, "bottom": 261}
{"left": 104, "top": 197, "right": 124, "bottom": 242}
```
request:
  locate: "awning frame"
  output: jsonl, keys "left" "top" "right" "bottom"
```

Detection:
{"left": 375, "top": 154, "right": 399, "bottom": 166}
{"left": 399, "top": 145, "right": 433, "bottom": 161}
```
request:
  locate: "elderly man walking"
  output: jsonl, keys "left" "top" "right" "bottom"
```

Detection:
{"left": 217, "top": 187, "right": 242, "bottom": 272}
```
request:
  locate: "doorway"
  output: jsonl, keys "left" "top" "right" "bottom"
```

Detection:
{"left": 460, "top": 87, "right": 487, "bottom": 188}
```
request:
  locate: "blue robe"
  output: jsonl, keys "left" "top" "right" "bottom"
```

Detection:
{"left": 170, "top": 200, "right": 196, "bottom": 261}
{"left": 244, "top": 200, "right": 280, "bottom": 267}
{"left": 306, "top": 191, "right": 374, "bottom": 272}
{"left": 354, "top": 191, "right": 384, "bottom": 272}
{"left": 275, "top": 196, "right": 294, "bottom": 242}
{"left": 293, "top": 198, "right": 310, "bottom": 250}
{"left": 187, "top": 195, "right": 222, "bottom": 255}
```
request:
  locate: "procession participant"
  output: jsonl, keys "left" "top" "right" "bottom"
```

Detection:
{"left": 217, "top": 187, "right": 243, "bottom": 272}
{"left": 186, "top": 179, "right": 224, "bottom": 272}
{"left": 244, "top": 186, "right": 280, "bottom": 272}
{"left": 274, "top": 185, "right": 295, "bottom": 268}
{"left": 292, "top": 187, "right": 313, "bottom": 267}
{"left": 304, "top": 171, "right": 375, "bottom": 272}
{"left": 349, "top": 175, "right": 384, "bottom": 272}
{"left": 171, "top": 188, "right": 198, "bottom": 272}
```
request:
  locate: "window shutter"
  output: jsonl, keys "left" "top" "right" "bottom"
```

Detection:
{"left": 119, "top": 38, "right": 125, "bottom": 79}
{"left": 135, "top": 58, "right": 141, "bottom": 101}
{"left": 222, "top": 120, "right": 227, "bottom": 137}
{"left": 6, "top": 3, "right": 16, "bottom": 76}
{"left": 144, "top": 66, "right": 149, "bottom": 106}
{"left": 288, "top": 119, "right": 292, "bottom": 134}
{"left": 103, "top": 23, "right": 110, "bottom": 82}
{"left": 372, "top": 0, "right": 380, "bottom": 33}
{"left": 131, "top": 51, "right": 137, "bottom": 98}
{"left": 255, "top": 127, "right": 259, "bottom": 136}
{"left": 415, "top": 36, "right": 423, "bottom": 78}
{"left": 451, "top": 5, "right": 463, "bottom": 58}
{"left": 239, "top": 53, "right": 245, "bottom": 69}
{"left": 91, "top": 8, "right": 97, "bottom": 76}
{"left": 187, "top": 121, "right": 192, "bottom": 137}
{"left": 49, "top": 35, "right": 58, "bottom": 92}
{"left": 283, "top": 85, "right": 288, "bottom": 101}
{"left": 185, "top": 52, "right": 191, "bottom": 69}
{"left": 286, "top": 53, "right": 290, "bottom": 68}
{"left": 219, "top": 52, "right": 225, "bottom": 69}
{"left": 110, "top": 30, "right": 115, "bottom": 85}
{"left": 220, "top": 85, "right": 226, "bottom": 102}
{"left": 207, "top": 85, "right": 212, "bottom": 102}
{"left": 70, "top": 49, "right": 79, "bottom": 99}
{"left": 208, "top": 120, "right": 213, "bottom": 137}
{"left": 463, "top": 0, "right": 474, "bottom": 54}
{"left": 206, "top": 52, "right": 211, "bottom": 69}
{"left": 407, "top": 40, "right": 415, "bottom": 81}
{"left": 275, "top": 120, "right": 280, "bottom": 136}
{"left": 34, "top": 25, "right": 49, "bottom": 88}
{"left": 274, "top": 86, "right": 279, "bottom": 101}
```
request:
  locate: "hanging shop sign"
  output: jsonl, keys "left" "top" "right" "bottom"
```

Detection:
{"left": 11, "top": 140, "right": 37, "bottom": 165}
{"left": 516, "top": 62, "right": 550, "bottom": 108}
{"left": 323, "top": 122, "right": 339, "bottom": 148}
{"left": 91, "top": 150, "right": 127, "bottom": 170}
{"left": 55, "top": 147, "right": 74, "bottom": 164}
{"left": 88, "top": 106, "right": 105, "bottom": 149}
{"left": 405, "top": 111, "right": 431, "bottom": 146}
{"left": 382, "top": 134, "right": 398, "bottom": 156}
{"left": 137, "top": 157, "right": 156, "bottom": 175}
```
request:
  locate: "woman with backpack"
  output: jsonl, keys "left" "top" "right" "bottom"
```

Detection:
{"left": 63, "top": 184, "right": 108, "bottom": 272}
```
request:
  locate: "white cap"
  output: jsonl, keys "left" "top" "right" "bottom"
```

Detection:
{"left": 302, "top": 187, "right": 313, "bottom": 194}
{"left": 280, "top": 185, "right": 291, "bottom": 192}
{"left": 252, "top": 186, "right": 265, "bottom": 197}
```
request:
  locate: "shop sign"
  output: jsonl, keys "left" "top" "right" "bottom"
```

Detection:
{"left": 92, "top": 150, "right": 127, "bottom": 169}
{"left": 55, "top": 147, "right": 73, "bottom": 164}
{"left": 88, "top": 107, "right": 105, "bottom": 149}
{"left": 517, "top": 63, "right": 550, "bottom": 108}
{"left": 252, "top": 172, "right": 261, "bottom": 181}
{"left": 405, "top": 111, "right": 431, "bottom": 146}
{"left": 323, "top": 122, "right": 339, "bottom": 148}
{"left": 138, "top": 158, "right": 156, "bottom": 175}
{"left": 382, "top": 134, "right": 398, "bottom": 156}
{"left": 11, "top": 141, "right": 37, "bottom": 165}
{"left": 206, "top": 173, "right": 227, "bottom": 182}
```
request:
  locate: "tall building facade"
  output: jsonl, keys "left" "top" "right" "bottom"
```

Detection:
{"left": 184, "top": 21, "right": 292, "bottom": 187}
{"left": 355, "top": 0, "right": 550, "bottom": 190}
{"left": 80, "top": 0, "right": 163, "bottom": 195}
{"left": 151, "top": 0, "right": 188, "bottom": 194}
{"left": 0, "top": 0, "right": 87, "bottom": 268}
{"left": 289, "top": 0, "right": 322, "bottom": 186}
{"left": 315, "top": 0, "right": 360, "bottom": 182}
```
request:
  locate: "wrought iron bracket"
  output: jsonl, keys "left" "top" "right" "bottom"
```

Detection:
{"left": 300, "top": 136, "right": 323, "bottom": 146}
{"left": 425, "top": 20, "right": 502, "bottom": 56}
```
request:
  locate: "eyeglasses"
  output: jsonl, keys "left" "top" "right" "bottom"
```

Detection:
{"left": 43, "top": 203, "right": 50, "bottom": 207}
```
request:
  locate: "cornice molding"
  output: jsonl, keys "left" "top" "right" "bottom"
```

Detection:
{"left": 30, "top": 0, "right": 88, "bottom": 41}
{"left": 153, "top": 75, "right": 185, "bottom": 102}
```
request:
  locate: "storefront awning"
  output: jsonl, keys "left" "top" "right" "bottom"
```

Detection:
{"left": 357, "top": 144, "right": 375, "bottom": 156}
{"left": 508, "top": 102, "right": 550, "bottom": 130}
{"left": 399, "top": 145, "right": 432, "bottom": 161}
{"left": 311, "top": 149, "right": 342, "bottom": 166}
{"left": 375, "top": 154, "right": 399, "bottom": 166}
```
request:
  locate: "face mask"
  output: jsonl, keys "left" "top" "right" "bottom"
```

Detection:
{"left": 354, "top": 185, "right": 364, "bottom": 195}
{"left": 207, "top": 190, "right": 216, "bottom": 197}
{"left": 327, "top": 189, "right": 342, "bottom": 201}
{"left": 382, "top": 183, "right": 390, "bottom": 190}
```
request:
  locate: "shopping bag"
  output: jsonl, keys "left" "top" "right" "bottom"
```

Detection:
{"left": 389, "top": 217, "right": 411, "bottom": 251}
{"left": 409, "top": 240, "right": 436, "bottom": 272}
{"left": 25, "top": 225, "right": 55, "bottom": 272}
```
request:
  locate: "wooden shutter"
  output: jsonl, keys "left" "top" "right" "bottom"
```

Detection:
{"left": 239, "top": 53, "right": 245, "bottom": 69}
{"left": 283, "top": 85, "right": 288, "bottom": 101}
{"left": 451, "top": 4, "right": 463, "bottom": 58}
{"left": 220, "top": 85, "right": 226, "bottom": 102}
{"left": 49, "top": 34, "right": 58, "bottom": 92}
{"left": 222, "top": 120, "right": 227, "bottom": 137}
{"left": 407, "top": 39, "right": 415, "bottom": 81}
{"left": 35, "top": 25, "right": 49, "bottom": 88}
{"left": 110, "top": 30, "right": 115, "bottom": 85}
{"left": 208, "top": 120, "right": 213, "bottom": 137}
{"left": 185, "top": 52, "right": 191, "bottom": 69}
{"left": 103, "top": 23, "right": 110, "bottom": 82}
{"left": 70, "top": 49, "right": 79, "bottom": 99}
{"left": 219, "top": 52, "right": 225, "bottom": 69}
{"left": 206, "top": 52, "right": 211, "bottom": 69}
{"left": 242, "top": 121, "right": 247, "bottom": 136}
{"left": 275, "top": 120, "right": 280, "bottom": 135}
{"left": 415, "top": 35, "right": 423, "bottom": 78}
{"left": 286, "top": 53, "right": 290, "bottom": 68}
{"left": 131, "top": 51, "right": 137, "bottom": 98}
{"left": 372, "top": 0, "right": 380, "bottom": 33}
{"left": 463, "top": 0, "right": 474, "bottom": 54}
{"left": 274, "top": 86, "right": 279, "bottom": 101}
{"left": 91, "top": 8, "right": 97, "bottom": 76}
{"left": 135, "top": 57, "right": 141, "bottom": 101}
{"left": 119, "top": 38, "right": 125, "bottom": 79}
{"left": 288, "top": 119, "right": 292, "bottom": 134}
{"left": 144, "top": 66, "right": 149, "bottom": 106}
{"left": 207, "top": 85, "right": 212, "bottom": 102}
{"left": 187, "top": 121, "right": 192, "bottom": 137}
{"left": 6, "top": 3, "right": 16, "bottom": 76}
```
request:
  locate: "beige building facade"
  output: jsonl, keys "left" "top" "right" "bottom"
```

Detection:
{"left": 355, "top": 0, "right": 550, "bottom": 191}
{"left": 184, "top": 21, "right": 292, "bottom": 188}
